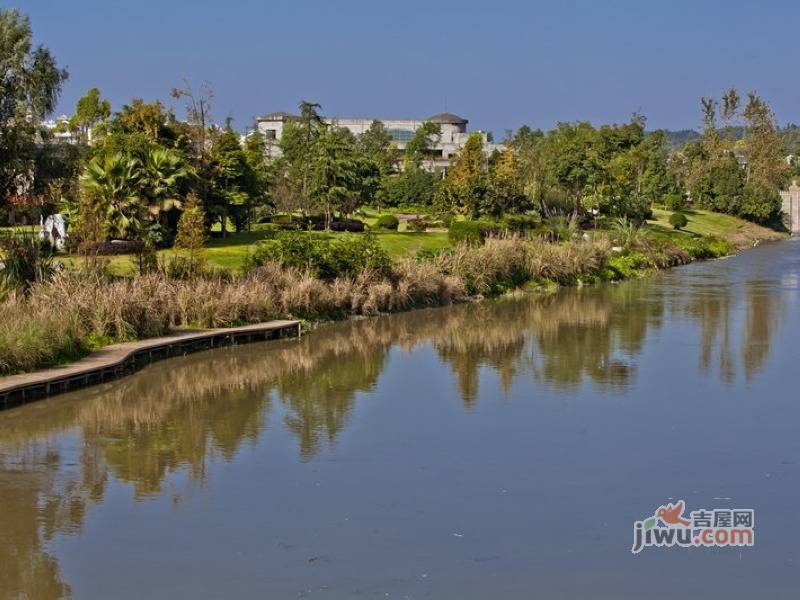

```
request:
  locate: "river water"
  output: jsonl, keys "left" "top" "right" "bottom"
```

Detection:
{"left": 1, "top": 239, "right": 799, "bottom": 599}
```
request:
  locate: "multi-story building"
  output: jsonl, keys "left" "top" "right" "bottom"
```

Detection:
{"left": 256, "top": 111, "right": 501, "bottom": 171}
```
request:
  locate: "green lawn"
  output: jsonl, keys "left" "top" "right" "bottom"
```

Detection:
{"left": 56, "top": 228, "right": 452, "bottom": 276}
{"left": 373, "top": 231, "right": 449, "bottom": 256}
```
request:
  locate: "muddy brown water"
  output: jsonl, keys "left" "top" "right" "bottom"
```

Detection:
{"left": 1, "top": 239, "right": 799, "bottom": 599}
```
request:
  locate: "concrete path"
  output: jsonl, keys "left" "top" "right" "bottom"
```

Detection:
{"left": 0, "top": 320, "right": 301, "bottom": 408}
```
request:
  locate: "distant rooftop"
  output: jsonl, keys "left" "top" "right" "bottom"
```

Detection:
{"left": 258, "top": 111, "right": 297, "bottom": 121}
{"left": 427, "top": 112, "right": 468, "bottom": 125}
{"left": 258, "top": 111, "right": 469, "bottom": 125}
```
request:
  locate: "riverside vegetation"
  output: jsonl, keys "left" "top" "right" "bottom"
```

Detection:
{"left": 0, "top": 223, "right": 747, "bottom": 375}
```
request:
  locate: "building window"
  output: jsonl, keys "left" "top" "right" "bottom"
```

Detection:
{"left": 263, "top": 129, "right": 277, "bottom": 140}
{"left": 386, "top": 128, "right": 415, "bottom": 142}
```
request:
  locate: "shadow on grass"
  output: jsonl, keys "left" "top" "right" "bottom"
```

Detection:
{"left": 207, "top": 230, "right": 274, "bottom": 248}
{"left": 647, "top": 223, "right": 701, "bottom": 238}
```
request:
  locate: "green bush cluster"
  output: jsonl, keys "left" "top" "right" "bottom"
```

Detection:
{"left": 448, "top": 221, "right": 486, "bottom": 245}
{"left": 669, "top": 212, "right": 688, "bottom": 230}
{"left": 501, "top": 213, "right": 541, "bottom": 232}
{"left": 677, "top": 235, "right": 735, "bottom": 260}
{"left": 607, "top": 252, "right": 654, "bottom": 279}
{"left": 246, "top": 232, "right": 392, "bottom": 280}
{"left": 452, "top": 214, "right": 541, "bottom": 239}
{"left": 375, "top": 214, "right": 400, "bottom": 231}
{"left": 664, "top": 194, "right": 685, "bottom": 211}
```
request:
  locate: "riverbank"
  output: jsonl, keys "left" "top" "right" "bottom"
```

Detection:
{"left": 0, "top": 212, "right": 786, "bottom": 378}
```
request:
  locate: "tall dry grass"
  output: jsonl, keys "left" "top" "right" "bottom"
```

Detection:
{"left": 0, "top": 237, "right": 611, "bottom": 375}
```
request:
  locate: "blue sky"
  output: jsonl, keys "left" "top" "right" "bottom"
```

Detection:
{"left": 11, "top": 0, "right": 800, "bottom": 136}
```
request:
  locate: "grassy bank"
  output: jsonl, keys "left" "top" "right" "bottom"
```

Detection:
{"left": 647, "top": 208, "right": 786, "bottom": 248}
{"left": 0, "top": 210, "right": 786, "bottom": 376}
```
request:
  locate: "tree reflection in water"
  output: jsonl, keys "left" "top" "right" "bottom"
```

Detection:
{"left": 0, "top": 269, "right": 783, "bottom": 598}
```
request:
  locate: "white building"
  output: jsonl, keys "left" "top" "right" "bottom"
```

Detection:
{"left": 41, "top": 115, "right": 79, "bottom": 143}
{"left": 256, "top": 111, "right": 502, "bottom": 171}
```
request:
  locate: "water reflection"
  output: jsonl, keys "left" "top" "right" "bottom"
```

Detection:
{"left": 0, "top": 248, "right": 789, "bottom": 598}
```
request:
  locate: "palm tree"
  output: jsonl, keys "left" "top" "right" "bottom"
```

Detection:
{"left": 80, "top": 154, "right": 143, "bottom": 238}
{"left": 142, "top": 148, "right": 191, "bottom": 223}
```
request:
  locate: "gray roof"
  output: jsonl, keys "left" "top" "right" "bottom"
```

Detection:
{"left": 258, "top": 111, "right": 297, "bottom": 121}
{"left": 427, "top": 112, "right": 468, "bottom": 125}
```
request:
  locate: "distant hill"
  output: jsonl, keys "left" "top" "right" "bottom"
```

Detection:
{"left": 651, "top": 126, "right": 800, "bottom": 154}
{"left": 781, "top": 124, "right": 800, "bottom": 155}
{"left": 658, "top": 129, "right": 702, "bottom": 150}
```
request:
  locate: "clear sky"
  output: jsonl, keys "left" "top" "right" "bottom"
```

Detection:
{"left": 10, "top": 0, "right": 800, "bottom": 136}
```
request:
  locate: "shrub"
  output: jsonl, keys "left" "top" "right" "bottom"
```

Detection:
{"left": 0, "top": 233, "right": 57, "bottom": 292}
{"left": 544, "top": 215, "right": 578, "bottom": 241}
{"left": 608, "top": 252, "right": 654, "bottom": 278}
{"left": 448, "top": 220, "right": 485, "bottom": 245}
{"left": 669, "top": 212, "right": 688, "bottom": 230}
{"left": 277, "top": 221, "right": 304, "bottom": 231}
{"left": 502, "top": 213, "right": 541, "bottom": 232}
{"left": 142, "top": 223, "right": 174, "bottom": 249}
{"left": 246, "top": 232, "right": 392, "bottom": 280}
{"left": 610, "top": 218, "right": 649, "bottom": 249}
{"left": 330, "top": 220, "right": 366, "bottom": 232}
{"left": 158, "top": 254, "right": 206, "bottom": 279}
{"left": 77, "top": 240, "right": 144, "bottom": 255}
{"left": 664, "top": 194, "right": 685, "bottom": 211}
{"left": 677, "top": 236, "right": 735, "bottom": 260}
{"left": 406, "top": 218, "right": 428, "bottom": 232}
{"left": 375, "top": 214, "right": 400, "bottom": 231}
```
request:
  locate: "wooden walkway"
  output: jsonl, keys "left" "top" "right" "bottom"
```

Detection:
{"left": 0, "top": 320, "right": 301, "bottom": 409}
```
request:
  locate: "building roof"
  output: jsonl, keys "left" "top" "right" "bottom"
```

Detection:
{"left": 427, "top": 112, "right": 468, "bottom": 125}
{"left": 258, "top": 111, "right": 297, "bottom": 121}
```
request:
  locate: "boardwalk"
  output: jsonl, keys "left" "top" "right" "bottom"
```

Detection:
{"left": 0, "top": 320, "right": 301, "bottom": 409}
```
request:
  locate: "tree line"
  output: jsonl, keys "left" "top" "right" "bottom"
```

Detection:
{"left": 1, "top": 7, "right": 793, "bottom": 251}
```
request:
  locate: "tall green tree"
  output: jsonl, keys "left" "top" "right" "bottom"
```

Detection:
{"left": 69, "top": 87, "right": 111, "bottom": 143}
{"left": 310, "top": 127, "right": 359, "bottom": 228}
{"left": 404, "top": 122, "right": 441, "bottom": 168}
{"left": 742, "top": 92, "right": 789, "bottom": 190}
{"left": 487, "top": 146, "right": 527, "bottom": 215}
{"left": 279, "top": 101, "right": 325, "bottom": 211}
{"left": 436, "top": 133, "right": 486, "bottom": 217}
{"left": 513, "top": 126, "right": 548, "bottom": 215}
{"left": 640, "top": 131, "right": 681, "bottom": 206}
{"left": 357, "top": 121, "right": 397, "bottom": 208}
{"left": 541, "top": 122, "right": 602, "bottom": 217}
{"left": 243, "top": 130, "right": 273, "bottom": 219}
{"left": 208, "top": 129, "right": 258, "bottom": 235}
{"left": 0, "top": 9, "right": 68, "bottom": 212}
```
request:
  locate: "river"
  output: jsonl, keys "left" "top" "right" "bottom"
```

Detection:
{"left": 1, "top": 239, "right": 799, "bottom": 599}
